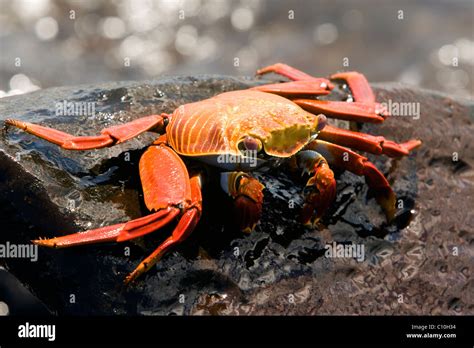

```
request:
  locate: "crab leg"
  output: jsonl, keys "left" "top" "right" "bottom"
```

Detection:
{"left": 306, "top": 140, "right": 397, "bottom": 221}
{"left": 330, "top": 71, "right": 376, "bottom": 104}
{"left": 294, "top": 150, "right": 336, "bottom": 225}
{"left": 257, "top": 64, "right": 390, "bottom": 123}
{"left": 255, "top": 63, "right": 334, "bottom": 96}
{"left": 251, "top": 80, "right": 332, "bottom": 97}
{"left": 294, "top": 71, "right": 389, "bottom": 123}
{"left": 33, "top": 208, "right": 180, "bottom": 248}
{"left": 256, "top": 63, "right": 317, "bottom": 81}
{"left": 220, "top": 172, "right": 265, "bottom": 233}
{"left": 293, "top": 99, "right": 387, "bottom": 123}
{"left": 124, "top": 176, "right": 202, "bottom": 284}
{"left": 5, "top": 114, "right": 168, "bottom": 150}
{"left": 34, "top": 144, "right": 202, "bottom": 283}
{"left": 318, "top": 124, "right": 422, "bottom": 157}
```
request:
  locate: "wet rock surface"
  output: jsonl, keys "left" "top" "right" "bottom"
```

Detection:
{"left": 0, "top": 76, "right": 472, "bottom": 315}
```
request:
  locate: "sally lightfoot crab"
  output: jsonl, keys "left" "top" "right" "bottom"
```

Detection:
{"left": 5, "top": 64, "right": 421, "bottom": 284}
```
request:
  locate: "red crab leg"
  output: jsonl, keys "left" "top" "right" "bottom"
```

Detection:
{"left": 124, "top": 176, "right": 202, "bottom": 284}
{"left": 251, "top": 80, "right": 332, "bottom": 97}
{"left": 5, "top": 114, "right": 168, "bottom": 150}
{"left": 33, "top": 144, "right": 203, "bottom": 283}
{"left": 306, "top": 140, "right": 397, "bottom": 221}
{"left": 318, "top": 125, "right": 422, "bottom": 157}
{"left": 220, "top": 172, "right": 265, "bottom": 233}
{"left": 33, "top": 144, "right": 191, "bottom": 247}
{"left": 256, "top": 63, "right": 317, "bottom": 81}
{"left": 331, "top": 71, "right": 376, "bottom": 104}
{"left": 294, "top": 151, "right": 336, "bottom": 225}
{"left": 293, "top": 99, "right": 388, "bottom": 123}
{"left": 255, "top": 63, "right": 335, "bottom": 94}
{"left": 32, "top": 208, "right": 180, "bottom": 248}
{"left": 256, "top": 65, "right": 387, "bottom": 122}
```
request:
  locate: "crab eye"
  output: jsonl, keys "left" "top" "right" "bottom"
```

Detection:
{"left": 239, "top": 136, "right": 262, "bottom": 152}
{"left": 316, "top": 114, "right": 327, "bottom": 132}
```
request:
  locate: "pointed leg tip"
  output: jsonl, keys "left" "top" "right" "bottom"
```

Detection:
{"left": 124, "top": 266, "right": 147, "bottom": 285}
{"left": 392, "top": 141, "right": 423, "bottom": 157}
{"left": 377, "top": 191, "right": 397, "bottom": 223}
{"left": 32, "top": 238, "right": 57, "bottom": 248}
{"left": 299, "top": 211, "right": 311, "bottom": 226}
{"left": 241, "top": 223, "right": 257, "bottom": 234}
{"left": 242, "top": 227, "right": 252, "bottom": 234}
{"left": 256, "top": 67, "right": 270, "bottom": 76}
{"left": 5, "top": 119, "right": 24, "bottom": 129}
{"left": 300, "top": 212, "right": 323, "bottom": 227}
{"left": 385, "top": 209, "right": 396, "bottom": 223}
{"left": 300, "top": 201, "right": 326, "bottom": 227}
{"left": 375, "top": 103, "right": 391, "bottom": 117}
{"left": 404, "top": 139, "right": 422, "bottom": 152}
{"left": 123, "top": 275, "right": 135, "bottom": 286}
{"left": 302, "top": 218, "right": 317, "bottom": 228}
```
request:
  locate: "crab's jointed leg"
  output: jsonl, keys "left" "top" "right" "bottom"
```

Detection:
{"left": 33, "top": 208, "right": 180, "bottom": 248}
{"left": 330, "top": 71, "right": 376, "bottom": 104}
{"left": 255, "top": 63, "right": 334, "bottom": 96}
{"left": 251, "top": 80, "right": 333, "bottom": 97}
{"left": 5, "top": 114, "right": 168, "bottom": 150}
{"left": 124, "top": 174, "right": 202, "bottom": 284}
{"left": 34, "top": 143, "right": 202, "bottom": 283}
{"left": 319, "top": 124, "right": 422, "bottom": 157}
{"left": 220, "top": 172, "right": 264, "bottom": 233}
{"left": 293, "top": 150, "right": 337, "bottom": 225}
{"left": 256, "top": 63, "right": 388, "bottom": 122}
{"left": 293, "top": 99, "right": 387, "bottom": 123}
{"left": 257, "top": 65, "right": 376, "bottom": 104}
{"left": 256, "top": 63, "right": 318, "bottom": 81}
{"left": 306, "top": 140, "right": 397, "bottom": 221}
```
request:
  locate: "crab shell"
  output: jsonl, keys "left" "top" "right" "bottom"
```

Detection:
{"left": 166, "top": 90, "right": 322, "bottom": 166}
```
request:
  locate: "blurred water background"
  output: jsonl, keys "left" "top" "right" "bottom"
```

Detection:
{"left": 0, "top": 0, "right": 473, "bottom": 98}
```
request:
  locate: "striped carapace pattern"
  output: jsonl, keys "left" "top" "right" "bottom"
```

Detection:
{"left": 167, "top": 90, "right": 319, "bottom": 158}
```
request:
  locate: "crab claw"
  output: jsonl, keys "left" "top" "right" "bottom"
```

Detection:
{"left": 234, "top": 196, "right": 260, "bottom": 233}
{"left": 234, "top": 175, "right": 265, "bottom": 233}
{"left": 299, "top": 156, "right": 337, "bottom": 225}
{"left": 306, "top": 140, "right": 398, "bottom": 222}
{"left": 221, "top": 172, "right": 264, "bottom": 233}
